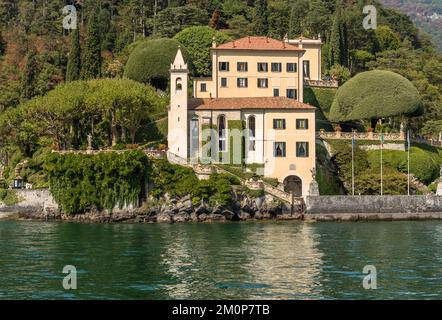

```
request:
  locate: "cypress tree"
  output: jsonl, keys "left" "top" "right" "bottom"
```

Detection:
{"left": 288, "top": 0, "right": 307, "bottom": 38}
{"left": 81, "top": 10, "right": 102, "bottom": 80}
{"left": 66, "top": 27, "right": 81, "bottom": 82}
{"left": 254, "top": 0, "right": 269, "bottom": 36}
{"left": 20, "top": 49, "right": 39, "bottom": 101}
{"left": 328, "top": 10, "right": 342, "bottom": 67}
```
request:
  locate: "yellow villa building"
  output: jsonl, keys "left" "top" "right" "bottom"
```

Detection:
{"left": 168, "top": 36, "right": 320, "bottom": 197}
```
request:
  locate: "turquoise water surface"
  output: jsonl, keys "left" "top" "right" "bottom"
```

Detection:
{"left": 0, "top": 220, "right": 441, "bottom": 299}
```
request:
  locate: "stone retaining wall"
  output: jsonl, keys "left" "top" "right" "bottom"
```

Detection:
{"left": 306, "top": 195, "right": 442, "bottom": 214}
{"left": 0, "top": 189, "right": 58, "bottom": 214}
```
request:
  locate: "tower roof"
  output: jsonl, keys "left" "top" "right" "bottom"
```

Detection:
{"left": 171, "top": 47, "right": 188, "bottom": 70}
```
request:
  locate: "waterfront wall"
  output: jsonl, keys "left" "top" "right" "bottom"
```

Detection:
{"left": 306, "top": 195, "right": 442, "bottom": 214}
{"left": 0, "top": 189, "right": 58, "bottom": 214}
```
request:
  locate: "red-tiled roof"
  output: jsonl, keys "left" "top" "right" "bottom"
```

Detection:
{"left": 214, "top": 36, "right": 303, "bottom": 51}
{"left": 188, "top": 97, "right": 315, "bottom": 110}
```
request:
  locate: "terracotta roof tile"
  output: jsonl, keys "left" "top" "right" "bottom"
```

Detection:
{"left": 188, "top": 97, "right": 315, "bottom": 111}
{"left": 214, "top": 36, "right": 303, "bottom": 51}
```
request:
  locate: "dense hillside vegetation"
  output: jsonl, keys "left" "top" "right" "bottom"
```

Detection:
{"left": 381, "top": 0, "right": 442, "bottom": 51}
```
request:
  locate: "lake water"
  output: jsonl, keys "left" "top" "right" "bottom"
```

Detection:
{"left": 0, "top": 220, "right": 441, "bottom": 300}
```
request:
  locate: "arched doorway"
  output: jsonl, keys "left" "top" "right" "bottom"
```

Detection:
{"left": 284, "top": 175, "right": 302, "bottom": 197}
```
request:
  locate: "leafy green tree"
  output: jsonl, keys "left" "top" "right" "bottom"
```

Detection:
{"left": 124, "top": 38, "right": 189, "bottom": 90}
{"left": 329, "top": 70, "right": 423, "bottom": 125}
{"left": 375, "top": 25, "right": 401, "bottom": 51}
{"left": 20, "top": 49, "right": 39, "bottom": 101}
{"left": 66, "top": 27, "right": 81, "bottom": 82}
{"left": 81, "top": 10, "right": 102, "bottom": 80}
{"left": 174, "top": 26, "right": 231, "bottom": 76}
{"left": 329, "top": 64, "right": 350, "bottom": 85}
{"left": 254, "top": 0, "right": 269, "bottom": 36}
{"left": 225, "top": 15, "right": 253, "bottom": 38}
{"left": 154, "top": 5, "right": 209, "bottom": 38}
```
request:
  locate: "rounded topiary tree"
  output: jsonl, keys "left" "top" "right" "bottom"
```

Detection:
{"left": 329, "top": 70, "right": 423, "bottom": 127}
{"left": 124, "top": 38, "right": 189, "bottom": 91}
{"left": 174, "top": 26, "right": 231, "bottom": 77}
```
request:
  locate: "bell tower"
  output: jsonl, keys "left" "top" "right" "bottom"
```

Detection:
{"left": 168, "top": 47, "right": 189, "bottom": 160}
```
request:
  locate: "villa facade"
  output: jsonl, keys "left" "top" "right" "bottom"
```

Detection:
{"left": 168, "top": 36, "right": 319, "bottom": 197}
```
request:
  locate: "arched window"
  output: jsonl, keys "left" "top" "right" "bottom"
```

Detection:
{"left": 218, "top": 115, "right": 226, "bottom": 152}
{"left": 176, "top": 77, "right": 183, "bottom": 92}
{"left": 248, "top": 116, "right": 256, "bottom": 151}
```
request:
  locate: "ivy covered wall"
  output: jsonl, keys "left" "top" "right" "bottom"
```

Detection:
{"left": 43, "top": 150, "right": 150, "bottom": 214}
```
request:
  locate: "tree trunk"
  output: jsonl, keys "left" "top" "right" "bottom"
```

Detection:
{"left": 130, "top": 129, "right": 136, "bottom": 144}
{"left": 121, "top": 127, "right": 126, "bottom": 143}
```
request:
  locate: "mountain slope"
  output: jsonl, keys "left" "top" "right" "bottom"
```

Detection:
{"left": 381, "top": 0, "right": 442, "bottom": 51}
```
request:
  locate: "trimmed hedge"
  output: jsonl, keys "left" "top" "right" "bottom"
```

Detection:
{"left": 329, "top": 70, "right": 423, "bottom": 122}
{"left": 304, "top": 87, "right": 336, "bottom": 131}
{"left": 124, "top": 38, "right": 190, "bottom": 90}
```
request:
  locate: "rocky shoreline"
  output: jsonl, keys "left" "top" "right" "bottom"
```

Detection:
{"left": 3, "top": 191, "right": 442, "bottom": 223}
{"left": 3, "top": 193, "right": 304, "bottom": 223}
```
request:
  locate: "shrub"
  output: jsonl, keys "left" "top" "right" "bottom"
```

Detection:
{"left": 367, "top": 146, "right": 442, "bottom": 184}
{"left": 329, "top": 140, "right": 369, "bottom": 186}
{"left": 329, "top": 70, "right": 423, "bottom": 123}
{"left": 150, "top": 160, "right": 239, "bottom": 207}
{"left": 124, "top": 38, "right": 190, "bottom": 90}
{"left": 329, "top": 64, "right": 351, "bottom": 85}
{"left": 0, "top": 189, "right": 20, "bottom": 206}
{"left": 355, "top": 168, "right": 416, "bottom": 195}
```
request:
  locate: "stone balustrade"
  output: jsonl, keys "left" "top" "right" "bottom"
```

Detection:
{"left": 317, "top": 130, "right": 405, "bottom": 141}
{"left": 144, "top": 149, "right": 166, "bottom": 159}
{"left": 52, "top": 148, "right": 167, "bottom": 159}
{"left": 245, "top": 180, "right": 264, "bottom": 190}
{"left": 305, "top": 79, "right": 339, "bottom": 88}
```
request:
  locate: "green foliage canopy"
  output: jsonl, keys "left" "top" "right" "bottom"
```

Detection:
{"left": 124, "top": 38, "right": 189, "bottom": 90}
{"left": 329, "top": 70, "right": 423, "bottom": 122}
{"left": 0, "top": 79, "right": 165, "bottom": 154}
{"left": 174, "top": 26, "right": 231, "bottom": 77}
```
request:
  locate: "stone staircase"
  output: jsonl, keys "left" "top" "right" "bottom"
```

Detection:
{"left": 212, "top": 164, "right": 302, "bottom": 206}
{"left": 165, "top": 151, "right": 303, "bottom": 207}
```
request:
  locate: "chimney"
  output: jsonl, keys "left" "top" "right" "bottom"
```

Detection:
{"left": 212, "top": 36, "right": 217, "bottom": 48}
{"left": 248, "top": 36, "right": 251, "bottom": 43}
{"left": 233, "top": 40, "right": 236, "bottom": 48}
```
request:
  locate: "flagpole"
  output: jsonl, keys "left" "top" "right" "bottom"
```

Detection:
{"left": 352, "top": 130, "right": 355, "bottom": 196}
{"left": 380, "top": 129, "right": 383, "bottom": 196}
{"left": 407, "top": 130, "right": 410, "bottom": 196}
